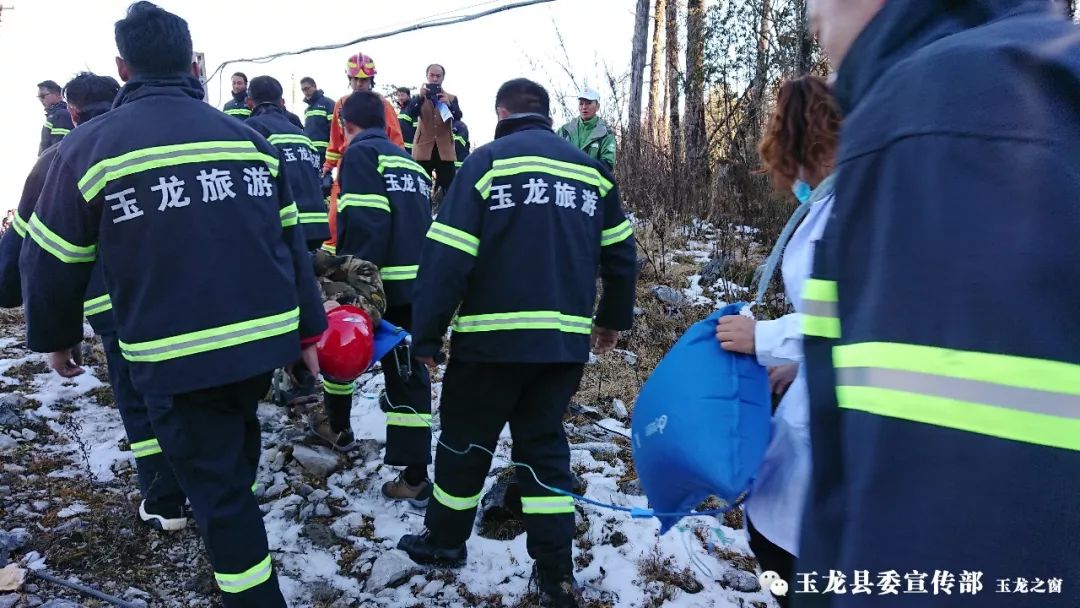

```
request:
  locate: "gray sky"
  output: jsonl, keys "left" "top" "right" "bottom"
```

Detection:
{"left": 0, "top": 0, "right": 637, "bottom": 211}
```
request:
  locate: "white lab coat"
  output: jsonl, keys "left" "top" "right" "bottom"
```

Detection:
{"left": 745, "top": 187, "right": 835, "bottom": 556}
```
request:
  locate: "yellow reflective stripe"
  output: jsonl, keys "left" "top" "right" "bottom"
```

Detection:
{"left": 130, "top": 438, "right": 162, "bottom": 458}
{"left": 802, "top": 315, "right": 840, "bottom": 339}
{"left": 119, "top": 308, "right": 299, "bottom": 363}
{"left": 325, "top": 151, "right": 342, "bottom": 161}
{"left": 426, "top": 222, "right": 479, "bottom": 257}
{"left": 44, "top": 121, "right": 53, "bottom": 129}
{"left": 454, "top": 161, "right": 464, "bottom": 168}
{"left": 803, "top": 278, "right": 838, "bottom": 302}
{"left": 215, "top": 554, "right": 273, "bottom": 594}
{"left": 453, "top": 135, "right": 467, "bottom": 147}
{"left": 251, "top": 481, "right": 259, "bottom": 493}
{"left": 380, "top": 265, "right": 418, "bottom": 281}
{"left": 27, "top": 213, "right": 96, "bottom": 263}
{"left": 323, "top": 379, "right": 355, "bottom": 395}
{"left": 79, "top": 141, "right": 279, "bottom": 201}
{"left": 521, "top": 495, "right": 575, "bottom": 515}
{"left": 321, "top": 243, "right": 337, "bottom": 254}
{"left": 835, "top": 342, "right": 1080, "bottom": 451}
{"left": 305, "top": 109, "right": 329, "bottom": 118}
{"left": 397, "top": 113, "right": 415, "bottom": 125}
{"left": 433, "top": 484, "right": 481, "bottom": 511}
{"left": 600, "top": 220, "right": 633, "bottom": 247}
{"left": 338, "top": 193, "right": 390, "bottom": 213}
{"left": 404, "top": 143, "right": 414, "bottom": 150}
{"left": 50, "top": 128, "right": 70, "bottom": 136}
{"left": 453, "top": 311, "right": 592, "bottom": 335}
{"left": 312, "top": 141, "right": 329, "bottom": 149}
{"left": 298, "top": 212, "right": 328, "bottom": 224}
{"left": 12, "top": 214, "right": 29, "bottom": 238}
{"left": 475, "top": 155, "right": 613, "bottom": 198}
{"left": 84, "top": 294, "right": 113, "bottom": 317}
{"left": 267, "top": 134, "right": 316, "bottom": 150}
{"left": 279, "top": 203, "right": 299, "bottom": 227}
{"left": 377, "top": 154, "right": 427, "bottom": 176}
{"left": 386, "top": 412, "right": 432, "bottom": 428}
{"left": 225, "top": 108, "right": 252, "bottom": 117}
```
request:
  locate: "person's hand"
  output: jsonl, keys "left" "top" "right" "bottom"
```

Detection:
{"left": 419, "top": 84, "right": 429, "bottom": 97}
{"left": 321, "top": 166, "right": 332, "bottom": 178}
{"left": 716, "top": 315, "right": 756, "bottom": 355}
{"left": 436, "top": 93, "right": 449, "bottom": 104}
{"left": 768, "top": 364, "right": 798, "bottom": 398}
{"left": 590, "top": 326, "right": 619, "bottom": 355}
{"left": 49, "top": 347, "right": 84, "bottom": 378}
{"left": 300, "top": 343, "right": 320, "bottom": 378}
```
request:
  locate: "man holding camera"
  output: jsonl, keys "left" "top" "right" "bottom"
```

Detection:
{"left": 405, "top": 64, "right": 462, "bottom": 197}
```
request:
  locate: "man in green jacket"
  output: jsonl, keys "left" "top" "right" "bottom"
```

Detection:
{"left": 557, "top": 87, "right": 616, "bottom": 171}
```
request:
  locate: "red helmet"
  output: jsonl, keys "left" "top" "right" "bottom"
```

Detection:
{"left": 346, "top": 52, "right": 377, "bottom": 79}
{"left": 317, "top": 305, "right": 375, "bottom": 382}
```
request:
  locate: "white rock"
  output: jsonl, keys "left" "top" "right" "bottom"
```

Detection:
{"left": 20, "top": 429, "right": 36, "bottom": 442}
{"left": 291, "top": 445, "right": 339, "bottom": 479}
{"left": 364, "top": 550, "right": 422, "bottom": 592}
{"left": 612, "top": 399, "right": 629, "bottom": 420}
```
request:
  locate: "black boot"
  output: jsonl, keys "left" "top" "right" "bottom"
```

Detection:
{"left": 397, "top": 531, "right": 467, "bottom": 568}
{"left": 534, "top": 562, "right": 580, "bottom": 608}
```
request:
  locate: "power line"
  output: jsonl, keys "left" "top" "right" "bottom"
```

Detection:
{"left": 204, "top": 0, "right": 555, "bottom": 86}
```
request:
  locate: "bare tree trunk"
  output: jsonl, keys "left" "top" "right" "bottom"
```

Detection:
{"left": 646, "top": 0, "right": 666, "bottom": 141}
{"left": 628, "top": 0, "right": 651, "bottom": 147}
{"left": 665, "top": 0, "right": 682, "bottom": 158}
{"left": 684, "top": 0, "right": 707, "bottom": 194}
{"left": 749, "top": 0, "right": 772, "bottom": 141}
{"left": 795, "top": 0, "right": 812, "bottom": 75}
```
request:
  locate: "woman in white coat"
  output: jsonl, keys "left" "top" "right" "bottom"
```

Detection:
{"left": 715, "top": 75, "right": 841, "bottom": 604}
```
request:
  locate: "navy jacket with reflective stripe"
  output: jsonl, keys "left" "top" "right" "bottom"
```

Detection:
{"left": 40, "top": 102, "right": 73, "bottom": 156}
{"left": 303, "top": 91, "right": 335, "bottom": 162}
{"left": 336, "top": 128, "right": 432, "bottom": 307}
{"left": 412, "top": 113, "right": 637, "bottom": 363}
{"left": 246, "top": 104, "right": 330, "bottom": 250}
{"left": 799, "top": 1, "right": 1080, "bottom": 600}
{"left": 20, "top": 75, "right": 326, "bottom": 396}
{"left": 396, "top": 104, "right": 416, "bottom": 152}
{"left": 222, "top": 90, "right": 251, "bottom": 120}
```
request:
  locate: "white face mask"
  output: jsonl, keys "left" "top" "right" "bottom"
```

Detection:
{"left": 792, "top": 179, "right": 813, "bottom": 203}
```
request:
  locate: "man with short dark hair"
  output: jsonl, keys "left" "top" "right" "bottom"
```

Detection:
{"left": 246, "top": 75, "right": 329, "bottom": 251}
{"left": 3, "top": 71, "right": 190, "bottom": 533}
{"left": 321, "top": 91, "right": 434, "bottom": 496}
{"left": 404, "top": 64, "right": 462, "bottom": 195}
{"left": 796, "top": 0, "right": 1080, "bottom": 602}
{"left": 394, "top": 86, "right": 416, "bottom": 153}
{"left": 398, "top": 78, "right": 637, "bottom": 608}
{"left": 223, "top": 71, "right": 250, "bottom": 120}
{"left": 300, "top": 76, "right": 335, "bottom": 166}
{"left": 20, "top": 4, "right": 326, "bottom": 606}
{"left": 37, "top": 79, "right": 74, "bottom": 154}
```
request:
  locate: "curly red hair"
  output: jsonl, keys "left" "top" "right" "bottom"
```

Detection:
{"left": 758, "top": 75, "right": 841, "bottom": 192}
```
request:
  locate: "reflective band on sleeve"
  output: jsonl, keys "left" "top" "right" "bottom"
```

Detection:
{"left": 475, "top": 156, "right": 613, "bottom": 199}
{"left": 801, "top": 278, "right": 840, "bottom": 338}
{"left": 321, "top": 243, "right": 337, "bottom": 254}
{"left": 834, "top": 342, "right": 1080, "bottom": 452}
{"left": 600, "top": 220, "right": 633, "bottom": 247}
{"left": 338, "top": 194, "right": 390, "bottom": 213}
{"left": 27, "top": 213, "right": 96, "bottom": 264}
{"left": 325, "top": 151, "right": 342, "bottom": 161}
{"left": 377, "top": 154, "right": 428, "bottom": 176}
{"left": 521, "top": 495, "right": 575, "bottom": 515}
{"left": 119, "top": 308, "right": 299, "bottom": 363}
{"left": 398, "top": 113, "right": 415, "bottom": 125}
{"left": 433, "top": 484, "right": 482, "bottom": 511}
{"left": 50, "top": 128, "right": 70, "bottom": 136}
{"left": 267, "top": 134, "right": 316, "bottom": 150}
{"left": 225, "top": 108, "right": 252, "bottom": 117}
{"left": 426, "top": 222, "right": 479, "bottom": 257}
{"left": 305, "top": 109, "right": 329, "bottom": 118}
{"left": 380, "top": 265, "right": 419, "bottom": 281}
{"left": 79, "top": 141, "right": 279, "bottom": 201}
{"left": 404, "top": 143, "right": 414, "bottom": 150}
{"left": 84, "top": 294, "right": 113, "bottom": 317}
{"left": 453, "top": 135, "right": 467, "bottom": 147}
{"left": 279, "top": 203, "right": 299, "bottom": 227}
{"left": 12, "top": 214, "right": 29, "bottom": 238}
{"left": 44, "top": 121, "right": 53, "bottom": 129}
{"left": 312, "top": 141, "right": 329, "bottom": 149}
{"left": 454, "top": 161, "right": 463, "bottom": 168}
{"left": 323, "top": 379, "right": 355, "bottom": 396}
{"left": 215, "top": 554, "right": 273, "bottom": 594}
{"left": 386, "top": 412, "right": 432, "bottom": 428}
{"left": 298, "top": 212, "right": 329, "bottom": 224}
{"left": 251, "top": 481, "right": 259, "bottom": 493}
{"left": 452, "top": 311, "right": 592, "bottom": 335}
{"left": 130, "top": 438, "right": 162, "bottom": 458}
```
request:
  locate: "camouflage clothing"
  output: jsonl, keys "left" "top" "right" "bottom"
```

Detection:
{"left": 313, "top": 250, "right": 386, "bottom": 325}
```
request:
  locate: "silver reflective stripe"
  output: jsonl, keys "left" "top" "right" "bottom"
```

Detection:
{"left": 837, "top": 367, "right": 1080, "bottom": 420}
{"left": 79, "top": 145, "right": 258, "bottom": 199}
{"left": 477, "top": 159, "right": 598, "bottom": 194}
{"left": 122, "top": 314, "right": 297, "bottom": 359}
{"left": 428, "top": 225, "right": 477, "bottom": 253}
{"left": 802, "top": 299, "right": 837, "bottom": 319}
{"left": 455, "top": 315, "right": 591, "bottom": 331}
{"left": 27, "top": 219, "right": 95, "bottom": 263}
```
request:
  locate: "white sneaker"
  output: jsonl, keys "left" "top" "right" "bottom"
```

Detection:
{"left": 139, "top": 500, "right": 188, "bottom": 531}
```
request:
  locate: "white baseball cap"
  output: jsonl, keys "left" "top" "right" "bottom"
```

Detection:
{"left": 577, "top": 87, "right": 601, "bottom": 102}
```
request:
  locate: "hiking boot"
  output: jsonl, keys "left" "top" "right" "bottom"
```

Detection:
{"left": 533, "top": 562, "right": 581, "bottom": 608}
{"left": 139, "top": 500, "right": 187, "bottom": 532}
{"left": 309, "top": 413, "right": 357, "bottom": 452}
{"left": 397, "top": 531, "right": 467, "bottom": 568}
{"left": 381, "top": 472, "right": 430, "bottom": 507}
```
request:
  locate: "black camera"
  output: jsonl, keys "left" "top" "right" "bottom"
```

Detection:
{"left": 426, "top": 83, "right": 442, "bottom": 99}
